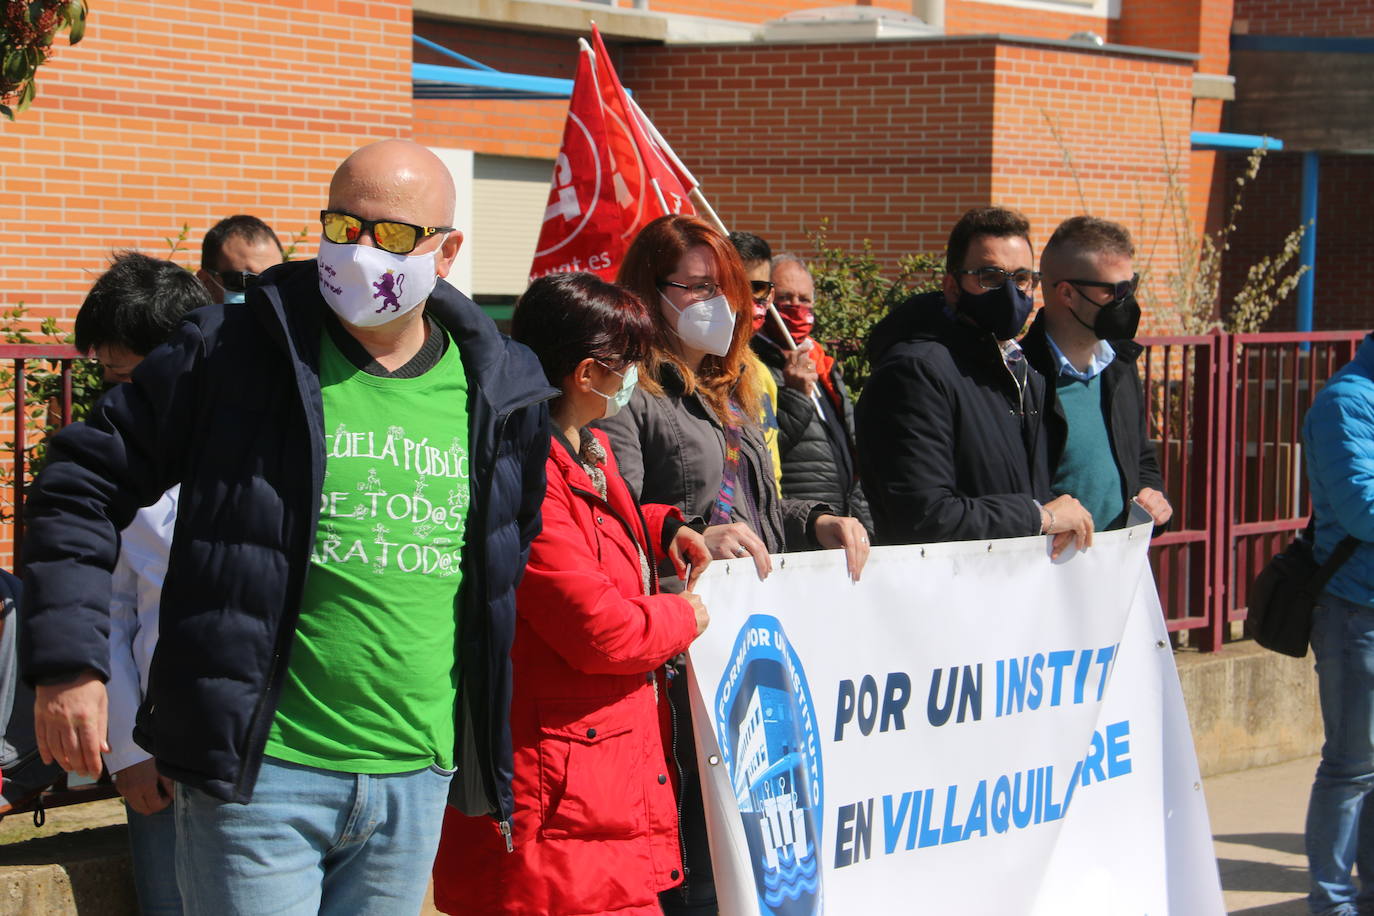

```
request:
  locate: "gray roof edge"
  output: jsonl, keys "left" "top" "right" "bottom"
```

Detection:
{"left": 661, "top": 29, "right": 1200, "bottom": 62}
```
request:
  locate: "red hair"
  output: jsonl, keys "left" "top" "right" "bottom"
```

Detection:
{"left": 616, "top": 214, "right": 762, "bottom": 425}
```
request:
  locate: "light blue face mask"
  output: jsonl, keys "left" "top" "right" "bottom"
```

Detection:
{"left": 593, "top": 363, "right": 638, "bottom": 419}
{"left": 222, "top": 290, "right": 246, "bottom": 305}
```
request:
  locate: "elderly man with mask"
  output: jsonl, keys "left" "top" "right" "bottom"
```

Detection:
{"left": 752, "top": 253, "right": 872, "bottom": 533}
{"left": 21, "top": 140, "right": 552, "bottom": 915}
{"left": 857, "top": 206, "right": 1093, "bottom": 555}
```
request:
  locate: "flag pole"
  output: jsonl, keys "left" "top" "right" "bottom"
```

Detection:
{"left": 688, "top": 188, "right": 727, "bottom": 236}
{"left": 648, "top": 177, "right": 671, "bottom": 215}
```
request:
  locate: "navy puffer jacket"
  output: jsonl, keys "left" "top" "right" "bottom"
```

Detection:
{"left": 20, "top": 260, "right": 554, "bottom": 822}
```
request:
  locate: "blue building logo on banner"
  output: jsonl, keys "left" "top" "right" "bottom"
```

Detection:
{"left": 713, "top": 614, "right": 824, "bottom": 915}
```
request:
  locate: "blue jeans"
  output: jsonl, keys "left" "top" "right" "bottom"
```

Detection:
{"left": 1307, "top": 591, "right": 1374, "bottom": 916}
{"left": 126, "top": 801, "right": 183, "bottom": 915}
{"left": 174, "top": 757, "right": 453, "bottom": 916}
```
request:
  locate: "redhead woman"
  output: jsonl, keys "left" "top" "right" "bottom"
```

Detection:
{"left": 598, "top": 214, "right": 870, "bottom": 915}
{"left": 432, "top": 273, "right": 712, "bottom": 915}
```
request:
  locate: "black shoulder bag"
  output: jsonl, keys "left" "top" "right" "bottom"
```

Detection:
{"left": 1249, "top": 518, "right": 1361, "bottom": 658}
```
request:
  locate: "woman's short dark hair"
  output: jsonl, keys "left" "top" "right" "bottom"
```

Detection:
{"left": 512, "top": 272, "right": 655, "bottom": 386}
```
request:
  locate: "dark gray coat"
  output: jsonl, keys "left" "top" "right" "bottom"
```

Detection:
{"left": 751, "top": 337, "right": 873, "bottom": 534}
{"left": 596, "top": 367, "right": 825, "bottom": 556}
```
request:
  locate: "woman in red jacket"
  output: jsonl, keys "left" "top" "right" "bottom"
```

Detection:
{"left": 433, "top": 273, "right": 711, "bottom": 915}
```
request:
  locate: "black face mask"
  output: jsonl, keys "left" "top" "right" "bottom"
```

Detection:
{"left": 1072, "top": 292, "right": 1141, "bottom": 341}
{"left": 957, "top": 280, "right": 1035, "bottom": 340}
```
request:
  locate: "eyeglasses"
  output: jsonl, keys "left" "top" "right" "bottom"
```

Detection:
{"left": 596, "top": 359, "right": 636, "bottom": 377}
{"left": 957, "top": 266, "right": 1040, "bottom": 292}
{"left": 216, "top": 270, "right": 261, "bottom": 293}
{"left": 1065, "top": 273, "right": 1140, "bottom": 306}
{"left": 749, "top": 280, "right": 774, "bottom": 302}
{"left": 320, "top": 210, "right": 453, "bottom": 256}
{"left": 658, "top": 279, "right": 721, "bottom": 302}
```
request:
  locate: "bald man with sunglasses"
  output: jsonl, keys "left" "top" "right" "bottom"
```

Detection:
{"left": 1020, "top": 215, "right": 1172, "bottom": 531}
{"left": 21, "top": 139, "right": 552, "bottom": 915}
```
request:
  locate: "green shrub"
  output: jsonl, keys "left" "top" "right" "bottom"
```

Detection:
{"left": 807, "top": 222, "right": 942, "bottom": 395}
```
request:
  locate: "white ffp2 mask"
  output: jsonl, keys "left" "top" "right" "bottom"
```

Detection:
{"left": 660, "top": 292, "right": 736, "bottom": 357}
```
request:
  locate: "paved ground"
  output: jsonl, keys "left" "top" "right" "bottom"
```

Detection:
{"left": 1209, "top": 755, "right": 1316, "bottom": 915}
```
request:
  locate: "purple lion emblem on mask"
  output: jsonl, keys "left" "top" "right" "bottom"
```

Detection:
{"left": 372, "top": 271, "right": 405, "bottom": 313}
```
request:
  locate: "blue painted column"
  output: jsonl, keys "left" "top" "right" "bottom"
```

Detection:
{"left": 1297, "top": 151, "right": 1319, "bottom": 333}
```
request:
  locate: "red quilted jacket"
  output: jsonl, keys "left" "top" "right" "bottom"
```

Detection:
{"left": 433, "top": 430, "right": 697, "bottom": 915}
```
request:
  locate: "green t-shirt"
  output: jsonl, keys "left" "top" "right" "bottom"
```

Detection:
{"left": 266, "top": 327, "right": 470, "bottom": 773}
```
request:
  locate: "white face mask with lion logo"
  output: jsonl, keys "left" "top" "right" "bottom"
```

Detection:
{"left": 316, "top": 238, "right": 443, "bottom": 328}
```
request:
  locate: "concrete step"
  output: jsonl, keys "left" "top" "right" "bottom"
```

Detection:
{"left": 0, "top": 824, "right": 136, "bottom": 915}
{"left": 1176, "top": 638, "right": 1323, "bottom": 778}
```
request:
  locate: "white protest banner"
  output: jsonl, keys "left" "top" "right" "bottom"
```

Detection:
{"left": 686, "top": 516, "right": 1224, "bottom": 915}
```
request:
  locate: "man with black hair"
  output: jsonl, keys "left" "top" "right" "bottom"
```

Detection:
{"left": 1020, "top": 216, "right": 1171, "bottom": 532}
{"left": 1, "top": 253, "right": 206, "bottom": 825}
{"left": 195, "top": 214, "right": 284, "bottom": 305}
{"left": 59, "top": 251, "right": 211, "bottom": 912}
{"left": 76, "top": 251, "right": 213, "bottom": 383}
{"left": 856, "top": 206, "right": 1093, "bottom": 554}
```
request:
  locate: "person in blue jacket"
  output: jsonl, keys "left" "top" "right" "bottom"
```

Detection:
{"left": 1302, "top": 331, "right": 1374, "bottom": 916}
{"left": 20, "top": 139, "right": 553, "bottom": 916}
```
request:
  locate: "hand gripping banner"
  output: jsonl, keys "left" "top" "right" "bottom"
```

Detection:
{"left": 686, "top": 513, "right": 1225, "bottom": 915}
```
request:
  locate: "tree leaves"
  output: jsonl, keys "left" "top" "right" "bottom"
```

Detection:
{"left": 808, "top": 220, "right": 943, "bottom": 396}
{"left": 66, "top": 0, "right": 86, "bottom": 44}
{"left": 1, "top": 0, "right": 90, "bottom": 120}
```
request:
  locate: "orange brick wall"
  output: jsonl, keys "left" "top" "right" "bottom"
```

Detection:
{"left": 1107, "top": 0, "right": 1234, "bottom": 278}
{"left": 1113, "top": 0, "right": 1232, "bottom": 71}
{"left": 621, "top": 39, "right": 999, "bottom": 269}
{"left": 944, "top": 0, "right": 1106, "bottom": 39}
{"left": 615, "top": 37, "right": 1192, "bottom": 330}
{"left": 0, "top": 0, "right": 413, "bottom": 331}
{"left": 1233, "top": 0, "right": 1374, "bottom": 36}
{"left": 989, "top": 43, "right": 1193, "bottom": 333}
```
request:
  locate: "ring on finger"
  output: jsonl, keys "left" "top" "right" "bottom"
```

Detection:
{"left": 733, "top": 546, "right": 748, "bottom": 557}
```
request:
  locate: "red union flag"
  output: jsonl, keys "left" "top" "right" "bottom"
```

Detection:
{"left": 530, "top": 27, "right": 697, "bottom": 283}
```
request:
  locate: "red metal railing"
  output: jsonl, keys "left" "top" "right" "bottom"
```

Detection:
{"left": 0, "top": 344, "right": 118, "bottom": 819}
{"left": 1138, "top": 333, "right": 1220, "bottom": 646}
{"left": 1138, "top": 330, "right": 1366, "bottom": 651}
{"left": 0, "top": 344, "right": 82, "bottom": 568}
{"left": 1222, "top": 332, "right": 1364, "bottom": 643}
{"left": 0, "top": 334, "right": 1369, "bottom": 651}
